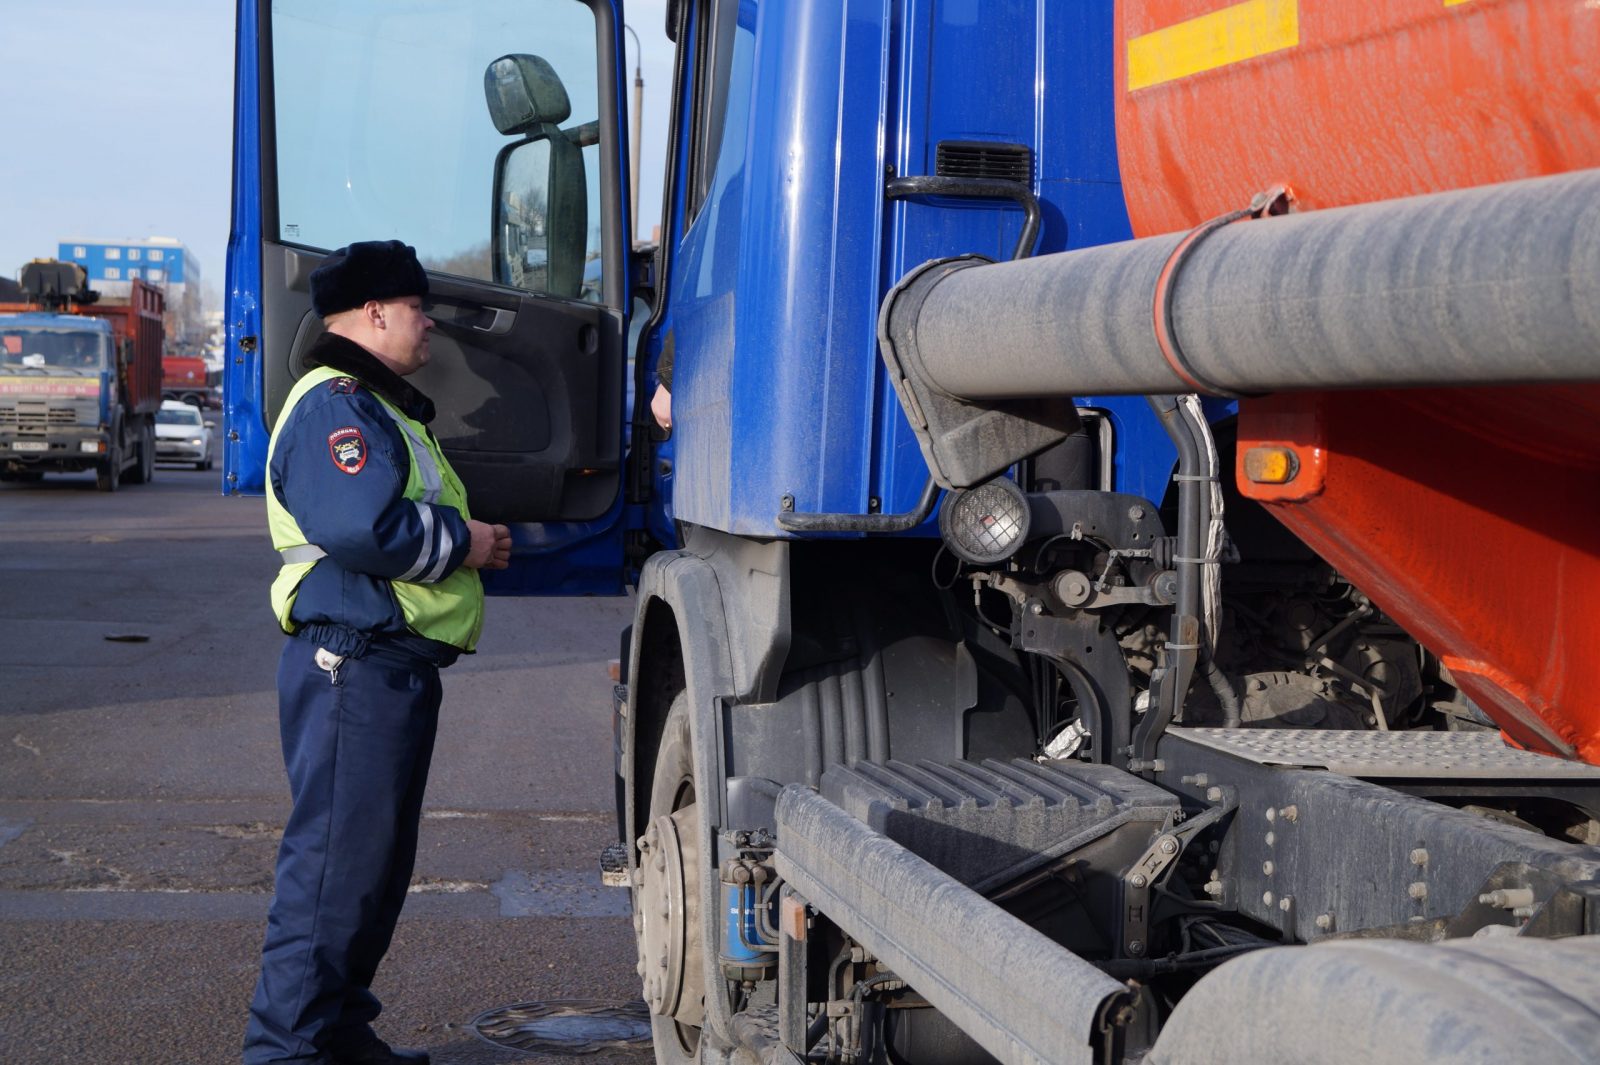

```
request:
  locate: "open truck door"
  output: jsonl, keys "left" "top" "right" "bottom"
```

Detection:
{"left": 225, "top": 0, "right": 633, "bottom": 594}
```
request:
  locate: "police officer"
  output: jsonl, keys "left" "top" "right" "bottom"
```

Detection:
{"left": 244, "top": 240, "right": 511, "bottom": 1065}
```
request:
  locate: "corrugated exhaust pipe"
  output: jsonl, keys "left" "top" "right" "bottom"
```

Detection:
{"left": 880, "top": 168, "right": 1600, "bottom": 488}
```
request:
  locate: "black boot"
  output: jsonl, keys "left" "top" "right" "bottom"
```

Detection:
{"left": 328, "top": 1036, "right": 430, "bottom": 1064}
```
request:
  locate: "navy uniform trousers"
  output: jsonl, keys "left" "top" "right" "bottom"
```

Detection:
{"left": 243, "top": 637, "right": 442, "bottom": 1064}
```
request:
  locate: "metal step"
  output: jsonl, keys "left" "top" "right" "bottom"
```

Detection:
{"left": 1177, "top": 728, "right": 1600, "bottom": 780}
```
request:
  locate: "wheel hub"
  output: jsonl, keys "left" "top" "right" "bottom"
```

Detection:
{"left": 635, "top": 803, "right": 704, "bottom": 1027}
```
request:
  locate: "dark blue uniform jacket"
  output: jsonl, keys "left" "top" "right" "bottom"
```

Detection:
{"left": 270, "top": 333, "right": 470, "bottom": 664}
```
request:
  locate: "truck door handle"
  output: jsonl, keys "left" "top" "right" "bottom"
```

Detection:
{"left": 472, "top": 307, "right": 516, "bottom": 336}
{"left": 430, "top": 304, "right": 516, "bottom": 336}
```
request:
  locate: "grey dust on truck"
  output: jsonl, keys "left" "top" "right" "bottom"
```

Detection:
{"left": 227, "top": 1, "right": 1600, "bottom": 1063}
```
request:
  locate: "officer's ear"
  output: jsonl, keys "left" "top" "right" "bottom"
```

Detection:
{"left": 363, "top": 300, "right": 387, "bottom": 329}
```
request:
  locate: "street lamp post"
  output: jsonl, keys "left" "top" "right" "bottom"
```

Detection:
{"left": 624, "top": 24, "right": 643, "bottom": 247}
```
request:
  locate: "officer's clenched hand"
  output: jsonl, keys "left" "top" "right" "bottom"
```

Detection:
{"left": 465, "top": 520, "right": 512, "bottom": 570}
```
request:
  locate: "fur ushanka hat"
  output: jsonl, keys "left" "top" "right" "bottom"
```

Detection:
{"left": 309, "top": 240, "right": 429, "bottom": 317}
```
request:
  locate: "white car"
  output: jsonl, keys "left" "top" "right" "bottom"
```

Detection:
{"left": 154, "top": 400, "right": 214, "bottom": 470}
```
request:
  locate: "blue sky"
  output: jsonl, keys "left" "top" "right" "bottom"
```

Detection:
{"left": 0, "top": 2, "right": 235, "bottom": 293}
{"left": 0, "top": 0, "right": 673, "bottom": 300}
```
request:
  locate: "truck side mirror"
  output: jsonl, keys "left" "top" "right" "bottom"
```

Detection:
{"left": 484, "top": 54, "right": 570, "bottom": 135}
{"left": 493, "top": 137, "right": 587, "bottom": 298}
{"left": 485, "top": 54, "right": 587, "bottom": 299}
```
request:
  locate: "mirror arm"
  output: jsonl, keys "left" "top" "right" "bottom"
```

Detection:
{"left": 563, "top": 120, "right": 600, "bottom": 148}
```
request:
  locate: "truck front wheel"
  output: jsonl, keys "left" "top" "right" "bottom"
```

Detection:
{"left": 127, "top": 425, "right": 154, "bottom": 485}
{"left": 636, "top": 694, "right": 707, "bottom": 1064}
{"left": 95, "top": 447, "right": 120, "bottom": 493}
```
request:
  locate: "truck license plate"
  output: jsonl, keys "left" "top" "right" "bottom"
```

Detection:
{"left": 12, "top": 441, "right": 47, "bottom": 452}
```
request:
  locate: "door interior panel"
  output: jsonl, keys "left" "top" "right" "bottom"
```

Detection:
{"left": 261, "top": 242, "right": 622, "bottom": 524}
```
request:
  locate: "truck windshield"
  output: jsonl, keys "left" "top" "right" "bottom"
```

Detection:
{"left": 270, "top": 0, "right": 605, "bottom": 299}
{"left": 0, "top": 328, "right": 108, "bottom": 371}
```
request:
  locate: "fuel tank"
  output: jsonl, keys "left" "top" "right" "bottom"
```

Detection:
{"left": 1114, "top": 0, "right": 1600, "bottom": 762}
{"left": 1115, "top": 0, "right": 1600, "bottom": 235}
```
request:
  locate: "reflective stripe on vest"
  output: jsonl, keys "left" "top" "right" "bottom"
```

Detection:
{"left": 375, "top": 402, "right": 453, "bottom": 580}
{"left": 390, "top": 414, "right": 442, "bottom": 503}
{"left": 265, "top": 364, "right": 483, "bottom": 651}
{"left": 278, "top": 399, "right": 448, "bottom": 573}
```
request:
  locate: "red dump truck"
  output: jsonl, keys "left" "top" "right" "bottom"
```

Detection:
{"left": 0, "top": 260, "right": 164, "bottom": 490}
{"left": 161, "top": 354, "right": 216, "bottom": 410}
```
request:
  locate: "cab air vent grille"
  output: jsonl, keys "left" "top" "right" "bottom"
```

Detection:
{"left": 935, "top": 141, "right": 1032, "bottom": 183}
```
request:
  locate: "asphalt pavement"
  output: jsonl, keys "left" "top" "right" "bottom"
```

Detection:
{"left": 0, "top": 464, "right": 649, "bottom": 1063}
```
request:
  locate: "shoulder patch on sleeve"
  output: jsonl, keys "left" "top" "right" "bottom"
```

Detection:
{"left": 327, "top": 376, "right": 361, "bottom": 395}
{"left": 327, "top": 426, "right": 369, "bottom": 474}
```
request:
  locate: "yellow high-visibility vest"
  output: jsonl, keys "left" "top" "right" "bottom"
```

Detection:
{"left": 266, "top": 364, "right": 483, "bottom": 651}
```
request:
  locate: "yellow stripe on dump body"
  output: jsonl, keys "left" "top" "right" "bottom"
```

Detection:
{"left": 1128, "top": 0, "right": 1299, "bottom": 91}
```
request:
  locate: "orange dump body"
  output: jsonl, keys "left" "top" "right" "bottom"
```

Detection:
{"left": 1115, "top": 0, "right": 1600, "bottom": 761}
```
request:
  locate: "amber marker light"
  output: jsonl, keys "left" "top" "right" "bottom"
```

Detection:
{"left": 1243, "top": 446, "right": 1300, "bottom": 485}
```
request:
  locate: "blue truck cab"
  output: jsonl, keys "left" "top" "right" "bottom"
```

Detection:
{"left": 225, "top": 0, "right": 1181, "bottom": 581}
{"left": 0, "top": 313, "right": 150, "bottom": 490}
{"left": 0, "top": 312, "right": 114, "bottom": 437}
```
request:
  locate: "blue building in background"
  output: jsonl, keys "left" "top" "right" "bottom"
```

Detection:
{"left": 58, "top": 237, "right": 203, "bottom": 349}
{"left": 58, "top": 237, "right": 197, "bottom": 292}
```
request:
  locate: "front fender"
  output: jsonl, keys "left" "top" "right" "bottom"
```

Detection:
{"left": 623, "top": 527, "right": 791, "bottom": 1046}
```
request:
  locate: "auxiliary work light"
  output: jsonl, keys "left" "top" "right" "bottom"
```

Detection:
{"left": 938, "top": 477, "right": 1030, "bottom": 565}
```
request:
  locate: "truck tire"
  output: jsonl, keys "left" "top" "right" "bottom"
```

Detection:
{"left": 96, "top": 447, "right": 120, "bottom": 493}
{"left": 127, "top": 425, "right": 154, "bottom": 485}
{"left": 636, "top": 693, "right": 708, "bottom": 1065}
{"left": 1146, "top": 934, "right": 1600, "bottom": 1065}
